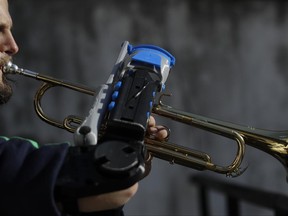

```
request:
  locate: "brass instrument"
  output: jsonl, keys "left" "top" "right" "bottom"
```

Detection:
{"left": 4, "top": 62, "right": 288, "bottom": 178}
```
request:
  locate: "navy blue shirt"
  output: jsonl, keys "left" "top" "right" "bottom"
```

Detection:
{"left": 0, "top": 137, "right": 124, "bottom": 216}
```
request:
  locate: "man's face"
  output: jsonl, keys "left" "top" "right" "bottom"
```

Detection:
{"left": 0, "top": 0, "right": 18, "bottom": 104}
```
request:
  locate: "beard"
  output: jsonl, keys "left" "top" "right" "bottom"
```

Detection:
{"left": 0, "top": 75, "right": 13, "bottom": 105}
{"left": 0, "top": 55, "right": 13, "bottom": 105}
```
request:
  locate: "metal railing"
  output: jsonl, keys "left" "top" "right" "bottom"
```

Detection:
{"left": 190, "top": 175, "right": 288, "bottom": 216}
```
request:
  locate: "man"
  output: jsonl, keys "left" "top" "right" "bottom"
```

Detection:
{"left": 0, "top": 0, "right": 167, "bottom": 215}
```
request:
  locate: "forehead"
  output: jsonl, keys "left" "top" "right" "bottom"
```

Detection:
{"left": 0, "top": 0, "right": 11, "bottom": 27}
{"left": 0, "top": 0, "right": 8, "bottom": 11}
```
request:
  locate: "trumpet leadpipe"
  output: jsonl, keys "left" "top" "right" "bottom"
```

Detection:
{"left": 3, "top": 61, "right": 95, "bottom": 96}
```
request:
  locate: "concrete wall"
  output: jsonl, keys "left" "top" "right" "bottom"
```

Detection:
{"left": 2, "top": 0, "right": 288, "bottom": 215}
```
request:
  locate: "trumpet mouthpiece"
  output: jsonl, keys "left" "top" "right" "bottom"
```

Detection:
{"left": 3, "top": 61, "right": 19, "bottom": 74}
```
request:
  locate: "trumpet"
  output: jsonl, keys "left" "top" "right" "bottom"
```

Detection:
{"left": 4, "top": 61, "right": 288, "bottom": 178}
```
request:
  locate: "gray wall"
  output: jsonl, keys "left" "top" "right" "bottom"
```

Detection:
{"left": 2, "top": 0, "right": 288, "bottom": 215}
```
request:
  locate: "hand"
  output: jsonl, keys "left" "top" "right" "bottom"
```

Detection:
{"left": 76, "top": 116, "right": 167, "bottom": 213}
{"left": 77, "top": 183, "right": 138, "bottom": 212}
{"left": 147, "top": 115, "right": 169, "bottom": 141}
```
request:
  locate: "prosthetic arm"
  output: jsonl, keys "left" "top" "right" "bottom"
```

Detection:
{"left": 55, "top": 41, "right": 175, "bottom": 212}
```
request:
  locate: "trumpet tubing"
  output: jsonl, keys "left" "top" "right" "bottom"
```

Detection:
{"left": 4, "top": 62, "right": 288, "bottom": 178}
{"left": 152, "top": 96, "right": 288, "bottom": 175}
{"left": 3, "top": 61, "right": 95, "bottom": 132}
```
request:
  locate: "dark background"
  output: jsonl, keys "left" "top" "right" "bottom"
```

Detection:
{"left": 2, "top": 0, "right": 288, "bottom": 215}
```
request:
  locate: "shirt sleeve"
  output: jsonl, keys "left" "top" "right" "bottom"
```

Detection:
{"left": 0, "top": 137, "right": 69, "bottom": 216}
{"left": 0, "top": 137, "right": 128, "bottom": 216}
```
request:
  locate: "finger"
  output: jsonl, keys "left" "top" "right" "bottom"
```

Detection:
{"left": 147, "top": 116, "right": 169, "bottom": 141}
{"left": 154, "top": 126, "right": 169, "bottom": 140}
{"left": 148, "top": 115, "right": 156, "bottom": 127}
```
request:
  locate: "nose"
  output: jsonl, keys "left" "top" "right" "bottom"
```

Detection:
{"left": 0, "top": 30, "right": 19, "bottom": 56}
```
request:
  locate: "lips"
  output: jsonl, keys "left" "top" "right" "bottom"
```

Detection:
{"left": 0, "top": 65, "right": 3, "bottom": 81}
{"left": 0, "top": 64, "right": 6, "bottom": 75}
{"left": 0, "top": 64, "right": 4, "bottom": 74}
{"left": 0, "top": 63, "right": 6, "bottom": 79}
{"left": 0, "top": 56, "right": 12, "bottom": 75}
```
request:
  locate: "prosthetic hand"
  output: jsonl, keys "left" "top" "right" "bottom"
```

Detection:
{"left": 76, "top": 116, "right": 168, "bottom": 213}
{"left": 55, "top": 41, "right": 175, "bottom": 214}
